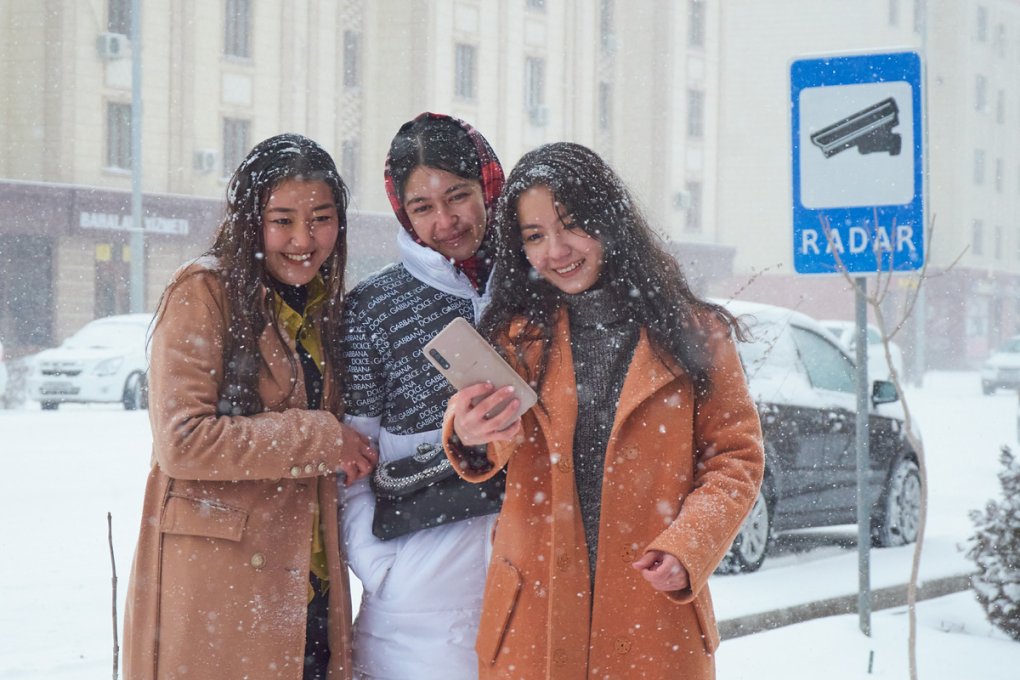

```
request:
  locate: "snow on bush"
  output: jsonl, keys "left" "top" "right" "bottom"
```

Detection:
{"left": 967, "top": 445, "right": 1020, "bottom": 641}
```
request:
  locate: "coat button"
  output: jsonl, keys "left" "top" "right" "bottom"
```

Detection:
{"left": 624, "top": 447, "right": 638, "bottom": 461}
{"left": 621, "top": 546, "right": 636, "bottom": 562}
{"left": 556, "top": 554, "right": 571, "bottom": 572}
{"left": 552, "top": 648, "right": 568, "bottom": 666}
{"left": 290, "top": 465, "right": 301, "bottom": 477}
{"left": 614, "top": 637, "right": 631, "bottom": 654}
{"left": 250, "top": 553, "right": 266, "bottom": 569}
{"left": 317, "top": 462, "right": 328, "bottom": 473}
{"left": 304, "top": 463, "right": 314, "bottom": 474}
{"left": 557, "top": 458, "right": 573, "bottom": 473}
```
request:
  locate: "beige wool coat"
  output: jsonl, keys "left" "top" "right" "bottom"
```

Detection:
{"left": 444, "top": 310, "right": 764, "bottom": 680}
{"left": 124, "top": 263, "right": 357, "bottom": 680}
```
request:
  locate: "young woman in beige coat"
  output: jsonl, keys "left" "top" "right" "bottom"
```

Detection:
{"left": 123, "top": 134, "right": 377, "bottom": 680}
{"left": 445, "top": 142, "right": 765, "bottom": 679}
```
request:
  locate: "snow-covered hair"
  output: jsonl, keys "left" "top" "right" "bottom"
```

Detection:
{"left": 481, "top": 142, "right": 740, "bottom": 398}
{"left": 162, "top": 134, "right": 351, "bottom": 415}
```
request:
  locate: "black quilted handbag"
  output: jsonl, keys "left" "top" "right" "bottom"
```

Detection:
{"left": 370, "top": 443, "right": 505, "bottom": 541}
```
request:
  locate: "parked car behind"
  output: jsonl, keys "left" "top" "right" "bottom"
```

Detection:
{"left": 820, "top": 319, "right": 905, "bottom": 381}
{"left": 716, "top": 300, "right": 922, "bottom": 573}
{"left": 26, "top": 313, "right": 152, "bottom": 410}
{"left": 981, "top": 335, "right": 1020, "bottom": 395}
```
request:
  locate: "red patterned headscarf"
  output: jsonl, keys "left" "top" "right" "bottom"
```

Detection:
{"left": 383, "top": 112, "right": 504, "bottom": 289}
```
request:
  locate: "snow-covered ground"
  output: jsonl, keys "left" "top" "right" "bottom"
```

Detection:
{"left": 0, "top": 371, "right": 1018, "bottom": 678}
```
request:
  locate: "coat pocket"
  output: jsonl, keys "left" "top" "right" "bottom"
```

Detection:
{"left": 160, "top": 494, "right": 248, "bottom": 542}
{"left": 476, "top": 557, "right": 523, "bottom": 666}
{"left": 692, "top": 588, "right": 721, "bottom": 654}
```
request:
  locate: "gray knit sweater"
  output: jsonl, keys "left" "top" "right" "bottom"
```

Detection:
{"left": 565, "top": 287, "right": 639, "bottom": 584}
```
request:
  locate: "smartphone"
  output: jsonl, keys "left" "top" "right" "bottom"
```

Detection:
{"left": 423, "top": 317, "right": 538, "bottom": 421}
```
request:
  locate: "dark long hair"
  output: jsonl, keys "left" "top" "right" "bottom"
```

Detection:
{"left": 158, "top": 133, "right": 350, "bottom": 415}
{"left": 480, "top": 142, "right": 741, "bottom": 399}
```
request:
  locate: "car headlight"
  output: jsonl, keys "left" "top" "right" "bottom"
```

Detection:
{"left": 94, "top": 357, "right": 124, "bottom": 376}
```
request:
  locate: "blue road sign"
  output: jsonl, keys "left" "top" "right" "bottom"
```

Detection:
{"left": 791, "top": 51, "right": 924, "bottom": 274}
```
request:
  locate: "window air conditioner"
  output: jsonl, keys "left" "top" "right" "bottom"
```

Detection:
{"left": 193, "top": 150, "right": 218, "bottom": 174}
{"left": 97, "top": 33, "right": 129, "bottom": 60}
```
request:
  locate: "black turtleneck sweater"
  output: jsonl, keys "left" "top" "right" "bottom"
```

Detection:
{"left": 565, "top": 287, "right": 639, "bottom": 585}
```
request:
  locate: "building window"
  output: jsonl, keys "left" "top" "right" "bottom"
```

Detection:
{"left": 995, "top": 158, "right": 1004, "bottom": 192}
{"left": 341, "top": 139, "right": 359, "bottom": 194}
{"left": 976, "top": 5, "right": 988, "bottom": 42}
{"left": 455, "top": 43, "right": 477, "bottom": 100}
{"left": 106, "top": 102, "right": 131, "bottom": 169}
{"left": 966, "top": 298, "right": 988, "bottom": 336}
{"left": 995, "top": 225, "right": 1003, "bottom": 259}
{"left": 913, "top": 0, "right": 925, "bottom": 34}
{"left": 973, "top": 219, "right": 985, "bottom": 256}
{"left": 526, "top": 0, "right": 546, "bottom": 11}
{"left": 108, "top": 0, "right": 131, "bottom": 35}
{"left": 684, "top": 181, "right": 702, "bottom": 232}
{"left": 689, "top": 0, "right": 705, "bottom": 47}
{"left": 600, "top": 0, "right": 614, "bottom": 53}
{"left": 995, "top": 24, "right": 1006, "bottom": 56}
{"left": 343, "top": 31, "right": 361, "bottom": 88}
{"left": 525, "top": 57, "right": 546, "bottom": 124}
{"left": 888, "top": 0, "right": 899, "bottom": 27}
{"left": 996, "top": 90, "right": 1005, "bottom": 123}
{"left": 687, "top": 89, "right": 704, "bottom": 139}
{"left": 598, "top": 82, "right": 612, "bottom": 131}
{"left": 975, "top": 74, "right": 987, "bottom": 111}
{"left": 223, "top": 118, "right": 250, "bottom": 177}
{"left": 225, "top": 0, "right": 252, "bottom": 58}
{"left": 974, "top": 149, "right": 986, "bottom": 184}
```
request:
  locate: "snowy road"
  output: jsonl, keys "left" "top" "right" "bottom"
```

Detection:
{"left": 0, "top": 371, "right": 1017, "bottom": 677}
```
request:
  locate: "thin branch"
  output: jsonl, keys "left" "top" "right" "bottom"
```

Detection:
{"left": 727, "top": 261, "right": 785, "bottom": 300}
{"left": 109, "top": 512, "right": 119, "bottom": 680}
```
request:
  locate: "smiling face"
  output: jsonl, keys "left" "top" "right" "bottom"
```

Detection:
{"left": 261, "top": 179, "right": 340, "bottom": 286}
{"left": 517, "top": 185, "right": 604, "bottom": 295}
{"left": 402, "top": 166, "right": 488, "bottom": 261}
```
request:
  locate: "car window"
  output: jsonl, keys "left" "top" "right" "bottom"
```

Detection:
{"left": 736, "top": 318, "right": 801, "bottom": 379}
{"left": 866, "top": 327, "right": 882, "bottom": 344}
{"left": 790, "top": 326, "right": 855, "bottom": 393}
{"left": 998, "top": 337, "right": 1020, "bottom": 353}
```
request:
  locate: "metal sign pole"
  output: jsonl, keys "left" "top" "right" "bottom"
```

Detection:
{"left": 855, "top": 276, "right": 872, "bottom": 635}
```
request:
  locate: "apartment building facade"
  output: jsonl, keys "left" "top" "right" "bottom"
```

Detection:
{"left": 0, "top": 0, "right": 720, "bottom": 358}
{"left": 713, "top": 0, "right": 1020, "bottom": 371}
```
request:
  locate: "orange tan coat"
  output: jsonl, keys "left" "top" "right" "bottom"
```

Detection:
{"left": 444, "top": 310, "right": 764, "bottom": 680}
{"left": 124, "top": 263, "right": 356, "bottom": 680}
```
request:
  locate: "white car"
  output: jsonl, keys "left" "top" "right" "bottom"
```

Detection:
{"left": 26, "top": 313, "right": 152, "bottom": 410}
{"left": 820, "top": 319, "right": 904, "bottom": 381}
{"left": 981, "top": 335, "right": 1020, "bottom": 395}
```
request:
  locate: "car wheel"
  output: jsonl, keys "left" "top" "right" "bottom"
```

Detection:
{"left": 716, "top": 486, "right": 772, "bottom": 574}
{"left": 122, "top": 372, "right": 148, "bottom": 411}
{"left": 41, "top": 401, "right": 59, "bottom": 411}
{"left": 871, "top": 458, "right": 921, "bottom": 547}
{"left": 982, "top": 382, "right": 994, "bottom": 395}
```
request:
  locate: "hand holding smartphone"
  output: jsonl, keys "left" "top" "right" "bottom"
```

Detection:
{"left": 423, "top": 317, "right": 538, "bottom": 422}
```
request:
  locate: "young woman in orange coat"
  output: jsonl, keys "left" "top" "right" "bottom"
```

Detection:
{"left": 123, "top": 134, "right": 377, "bottom": 680}
{"left": 444, "top": 142, "right": 765, "bottom": 679}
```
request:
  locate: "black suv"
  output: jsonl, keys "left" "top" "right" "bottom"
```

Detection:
{"left": 716, "top": 300, "right": 922, "bottom": 574}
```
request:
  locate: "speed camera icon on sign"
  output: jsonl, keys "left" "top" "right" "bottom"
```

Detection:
{"left": 799, "top": 81, "right": 914, "bottom": 210}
